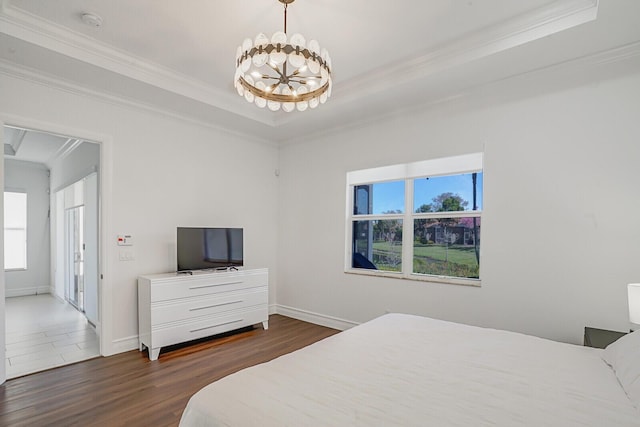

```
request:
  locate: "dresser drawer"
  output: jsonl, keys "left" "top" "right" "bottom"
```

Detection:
{"left": 151, "top": 272, "right": 267, "bottom": 302}
{"left": 152, "top": 306, "right": 268, "bottom": 348}
{"left": 151, "top": 288, "right": 267, "bottom": 325}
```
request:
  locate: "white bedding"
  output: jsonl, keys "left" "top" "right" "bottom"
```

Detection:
{"left": 179, "top": 313, "right": 640, "bottom": 426}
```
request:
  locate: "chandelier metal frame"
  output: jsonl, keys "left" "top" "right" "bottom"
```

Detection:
{"left": 234, "top": 0, "right": 332, "bottom": 111}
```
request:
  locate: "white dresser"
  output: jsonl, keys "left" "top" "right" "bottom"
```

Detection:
{"left": 138, "top": 267, "right": 268, "bottom": 360}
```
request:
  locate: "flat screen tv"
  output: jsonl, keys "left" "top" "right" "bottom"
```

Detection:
{"left": 177, "top": 227, "right": 243, "bottom": 272}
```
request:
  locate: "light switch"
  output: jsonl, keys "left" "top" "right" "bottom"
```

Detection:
{"left": 117, "top": 235, "right": 133, "bottom": 246}
{"left": 119, "top": 250, "right": 135, "bottom": 261}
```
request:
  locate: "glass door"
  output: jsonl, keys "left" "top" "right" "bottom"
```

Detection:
{"left": 65, "top": 206, "right": 85, "bottom": 311}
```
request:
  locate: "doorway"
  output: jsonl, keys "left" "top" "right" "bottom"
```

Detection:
{"left": 3, "top": 125, "right": 101, "bottom": 378}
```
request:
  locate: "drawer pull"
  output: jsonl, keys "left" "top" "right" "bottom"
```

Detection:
{"left": 189, "top": 300, "right": 243, "bottom": 311}
{"left": 190, "top": 319, "right": 243, "bottom": 333}
{"left": 189, "top": 280, "right": 243, "bottom": 290}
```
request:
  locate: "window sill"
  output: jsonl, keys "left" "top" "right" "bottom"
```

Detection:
{"left": 344, "top": 268, "right": 481, "bottom": 287}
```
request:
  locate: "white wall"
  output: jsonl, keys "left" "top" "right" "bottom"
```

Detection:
{"left": 0, "top": 74, "right": 279, "bottom": 356}
{"left": 50, "top": 141, "right": 99, "bottom": 192}
{"left": 0, "top": 121, "right": 4, "bottom": 382}
{"left": 277, "top": 72, "right": 640, "bottom": 344}
{"left": 1, "top": 49, "right": 637, "bottom": 365}
{"left": 4, "top": 159, "right": 50, "bottom": 296}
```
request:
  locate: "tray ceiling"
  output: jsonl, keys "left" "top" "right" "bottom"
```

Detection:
{"left": 1, "top": 0, "right": 639, "bottom": 143}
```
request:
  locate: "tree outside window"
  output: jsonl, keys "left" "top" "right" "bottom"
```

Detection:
{"left": 347, "top": 153, "right": 483, "bottom": 284}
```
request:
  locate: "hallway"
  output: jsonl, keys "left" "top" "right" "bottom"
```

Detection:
{"left": 5, "top": 294, "right": 99, "bottom": 379}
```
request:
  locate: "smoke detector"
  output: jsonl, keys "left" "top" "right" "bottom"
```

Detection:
{"left": 81, "top": 12, "right": 103, "bottom": 28}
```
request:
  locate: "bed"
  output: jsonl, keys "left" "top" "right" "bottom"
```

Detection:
{"left": 179, "top": 313, "right": 640, "bottom": 426}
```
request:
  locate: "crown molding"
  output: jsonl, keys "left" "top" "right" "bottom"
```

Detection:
{"left": 279, "top": 39, "right": 640, "bottom": 146}
{"left": 0, "top": 59, "right": 277, "bottom": 147}
{"left": 0, "top": 0, "right": 276, "bottom": 127}
{"left": 275, "top": 0, "right": 598, "bottom": 127}
{"left": 1, "top": 0, "right": 598, "bottom": 130}
{"left": 4, "top": 37, "right": 635, "bottom": 150}
{"left": 300, "top": 0, "right": 599, "bottom": 115}
{"left": 49, "top": 137, "right": 83, "bottom": 167}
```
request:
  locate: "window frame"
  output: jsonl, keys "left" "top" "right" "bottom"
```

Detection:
{"left": 4, "top": 190, "right": 28, "bottom": 271}
{"left": 345, "top": 153, "right": 483, "bottom": 286}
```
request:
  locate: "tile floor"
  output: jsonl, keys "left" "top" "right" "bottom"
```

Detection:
{"left": 5, "top": 294, "right": 100, "bottom": 379}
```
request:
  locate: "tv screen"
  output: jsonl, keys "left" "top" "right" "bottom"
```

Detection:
{"left": 177, "top": 227, "right": 243, "bottom": 271}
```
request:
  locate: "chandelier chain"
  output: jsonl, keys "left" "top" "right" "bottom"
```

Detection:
{"left": 284, "top": 3, "right": 288, "bottom": 34}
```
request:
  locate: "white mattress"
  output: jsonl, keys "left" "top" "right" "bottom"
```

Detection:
{"left": 179, "top": 313, "right": 640, "bottom": 426}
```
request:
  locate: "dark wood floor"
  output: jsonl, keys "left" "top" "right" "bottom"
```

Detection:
{"left": 0, "top": 315, "right": 339, "bottom": 427}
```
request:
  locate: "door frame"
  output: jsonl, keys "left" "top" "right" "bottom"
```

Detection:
{"left": 0, "top": 114, "right": 114, "bottom": 384}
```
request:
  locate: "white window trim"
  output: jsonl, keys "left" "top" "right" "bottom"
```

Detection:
{"left": 4, "top": 190, "right": 28, "bottom": 271}
{"left": 345, "top": 153, "right": 483, "bottom": 286}
{"left": 347, "top": 153, "right": 483, "bottom": 185}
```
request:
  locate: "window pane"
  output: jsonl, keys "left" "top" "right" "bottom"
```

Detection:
{"left": 353, "top": 185, "right": 372, "bottom": 215}
{"left": 4, "top": 191, "right": 28, "bottom": 270}
{"left": 413, "top": 217, "right": 480, "bottom": 279}
{"left": 352, "top": 219, "right": 403, "bottom": 272}
{"left": 354, "top": 181, "right": 404, "bottom": 215}
{"left": 4, "top": 229, "right": 27, "bottom": 269}
{"left": 4, "top": 192, "right": 27, "bottom": 228}
{"left": 414, "top": 173, "right": 482, "bottom": 213}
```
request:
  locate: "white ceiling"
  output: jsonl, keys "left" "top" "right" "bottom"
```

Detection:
{"left": 1, "top": 0, "right": 640, "bottom": 143}
{"left": 3, "top": 126, "right": 83, "bottom": 166}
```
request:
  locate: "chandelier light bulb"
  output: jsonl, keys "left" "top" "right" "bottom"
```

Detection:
{"left": 234, "top": 0, "right": 332, "bottom": 112}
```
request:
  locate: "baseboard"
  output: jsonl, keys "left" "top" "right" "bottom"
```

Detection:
{"left": 110, "top": 335, "right": 139, "bottom": 356}
{"left": 107, "top": 307, "right": 354, "bottom": 356}
{"left": 5, "top": 286, "right": 51, "bottom": 298}
{"left": 268, "top": 303, "right": 278, "bottom": 315}
{"left": 274, "top": 305, "right": 359, "bottom": 331}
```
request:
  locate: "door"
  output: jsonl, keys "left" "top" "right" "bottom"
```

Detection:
{"left": 65, "top": 205, "right": 84, "bottom": 311}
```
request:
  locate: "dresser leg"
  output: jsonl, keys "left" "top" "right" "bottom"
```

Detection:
{"left": 262, "top": 320, "right": 269, "bottom": 330}
{"left": 149, "top": 348, "right": 161, "bottom": 361}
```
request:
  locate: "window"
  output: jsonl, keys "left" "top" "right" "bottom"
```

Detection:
{"left": 352, "top": 181, "right": 405, "bottom": 272}
{"left": 346, "top": 153, "right": 483, "bottom": 285}
{"left": 4, "top": 191, "right": 28, "bottom": 270}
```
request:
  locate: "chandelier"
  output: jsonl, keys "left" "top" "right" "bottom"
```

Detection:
{"left": 234, "top": 0, "right": 332, "bottom": 112}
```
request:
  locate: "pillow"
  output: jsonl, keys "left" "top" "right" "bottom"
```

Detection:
{"left": 602, "top": 329, "right": 640, "bottom": 409}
